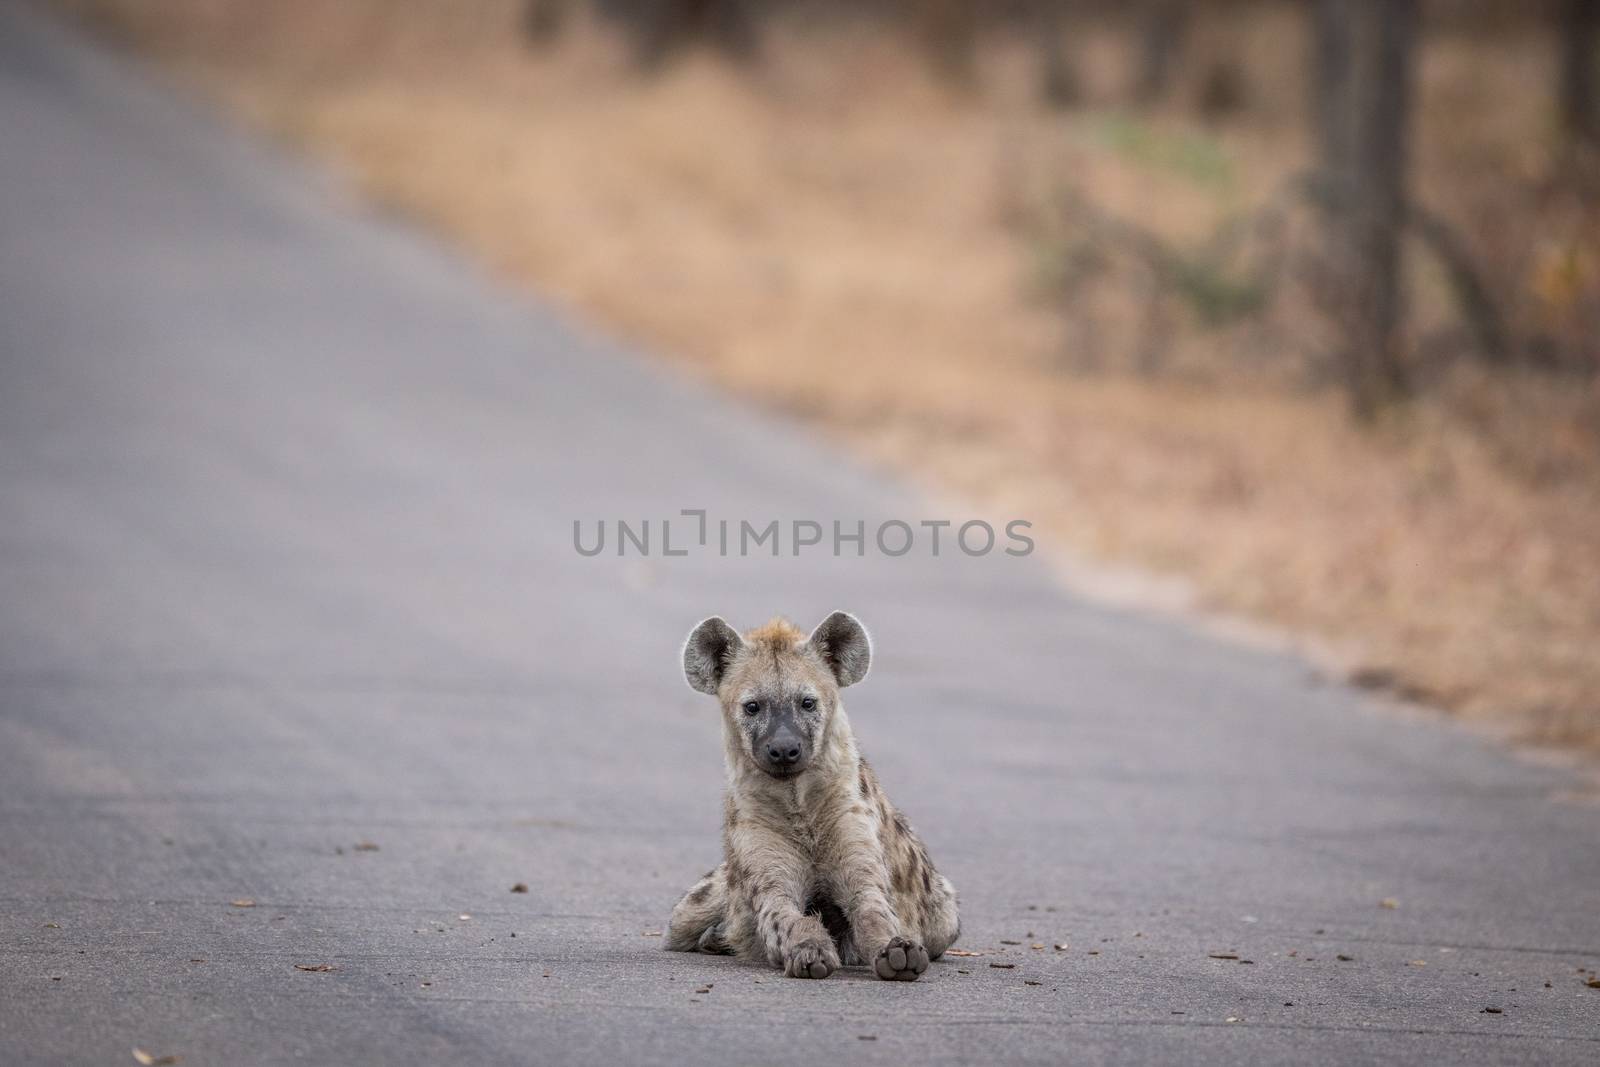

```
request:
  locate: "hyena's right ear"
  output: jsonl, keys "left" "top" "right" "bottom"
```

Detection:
{"left": 683, "top": 616, "right": 744, "bottom": 695}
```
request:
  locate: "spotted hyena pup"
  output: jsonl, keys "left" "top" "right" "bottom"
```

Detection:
{"left": 664, "top": 611, "right": 959, "bottom": 981}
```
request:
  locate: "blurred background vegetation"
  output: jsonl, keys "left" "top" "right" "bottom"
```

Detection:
{"left": 52, "top": 0, "right": 1600, "bottom": 751}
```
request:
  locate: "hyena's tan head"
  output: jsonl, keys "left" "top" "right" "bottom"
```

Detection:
{"left": 682, "top": 611, "right": 871, "bottom": 779}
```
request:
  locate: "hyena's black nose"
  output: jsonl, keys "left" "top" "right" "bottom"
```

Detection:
{"left": 767, "top": 741, "right": 802, "bottom": 764}
{"left": 766, "top": 727, "right": 803, "bottom": 766}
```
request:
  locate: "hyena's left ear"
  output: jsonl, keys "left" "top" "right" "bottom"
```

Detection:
{"left": 808, "top": 611, "right": 871, "bottom": 688}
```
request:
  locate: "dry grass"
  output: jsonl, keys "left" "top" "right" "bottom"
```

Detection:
{"left": 54, "top": 0, "right": 1600, "bottom": 751}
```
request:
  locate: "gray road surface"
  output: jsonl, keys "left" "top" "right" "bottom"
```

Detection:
{"left": 1, "top": 3, "right": 1597, "bottom": 1063}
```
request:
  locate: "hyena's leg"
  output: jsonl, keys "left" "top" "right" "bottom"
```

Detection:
{"left": 663, "top": 866, "right": 731, "bottom": 954}
{"left": 834, "top": 870, "right": 928, "bottom": 982}
{"left": 832, "top": 818, "right": 931, "bottom": 981}
{"left": 834, "top": 871, "right": 898, "bottom": 962}
{"left": 825, "top": 812, "right": 934, "bottom": 991}
{"left": 746, "top": 877, "right": 839, "bottom": 979}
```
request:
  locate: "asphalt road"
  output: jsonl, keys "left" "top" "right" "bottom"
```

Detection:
{"left": 2, "top": 3, "right": 1598, "bottom": 1063}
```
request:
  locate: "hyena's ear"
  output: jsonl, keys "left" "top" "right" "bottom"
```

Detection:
{"left": 808, "top": 611, "right": 871, "bottom": 688}
{"left": 683, "top": 616, "right": 744, "bottom": 695}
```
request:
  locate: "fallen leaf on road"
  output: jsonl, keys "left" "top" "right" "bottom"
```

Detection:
{"left": 989, "top": 962, "right": 1015, "bottom": 969}
{"left": 1208, "top": 953, "right": 1240, "bottom": 960}
{"left": 1481, "top": 1007, "right": 1503, "bottom": 1014}
{"left": 1023, "top": 980, "right": 1041, "bottom": 986}
{"left": 353, "top": 842, "right": 379, "bottom": 852}
{"left": 1380, "top": 898, "right": 1400, "bottom": 909}
{"left": 1409, "top": 960, "right": 1427, "bottom": 967}
{"left": 1030, "top": 943, "right": 1044, "bottom": 950}
{"left": 510, "top": 883, "right": 528, "bottom": 893}
{"left": 43, "top": 922, "right": 59, "bottom": 929}
{"left": 131, "top": 1050, "right": 179, "bottom": 1066}
{"left": 1336, "top": 954, "right": 1355, "bottom": 962}
{"left": 229, "top": 900, "right": 255, "bottom": 908}
{"left": 1000, "top": 939, "right": 1022, "bottom": 945}
{"left": 1053, "top": 943, "right": 1067, "bottom": 951}
{"left": 1586, "top": 978, "right": 1600, "bottom": 989}
{"left": 858, "top": 1035, "right": 877, "bottom": 1041}
{"left": 694, "top": 987, "right": 711, "bottom": 994}
{"left": 293, "top": 964, "right": 334, "bottom": 973}
{"left": 945, "top": 949, "right": 982, "bottom": 957}
{"left": 640, "top": 930, "right": 662, "bottom": 937}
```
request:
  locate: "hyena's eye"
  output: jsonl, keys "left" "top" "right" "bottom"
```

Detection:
{"left": 800, "top": 697, "right": 816, "bottom": 711}
{"left": 742, "top": 700, "right": 760, "bottom": 716}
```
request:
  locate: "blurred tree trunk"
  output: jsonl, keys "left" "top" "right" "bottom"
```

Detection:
{"left": 1312, "top": 0, "right": 1418, "bottom": 418}
{"left": 1136, "top": 0, "right": 1190, "bottom": 103}
{"left": 1560, "top": 0, "right": 1600, "bottom": 147}
{"left": 632, "top": 0, "right": 761, "bottom": 69}
{"left": 523, "top": 0, "right": 572, "bottom": 44}
{"left": 1038, "top": 1, "right": 1080, "bottom": 107}
{"left": 1312, "top": 0, "right": 1354, "bottom": 171}
{"left": 918, "top": 0, "right": 979, "bottom": 88}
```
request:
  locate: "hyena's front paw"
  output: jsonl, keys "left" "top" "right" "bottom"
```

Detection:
{"left": 873, "top": 936, "right": 929, "bottom": 982}
{"left": 782, "top": 936, "right": 840, "bottom": 979}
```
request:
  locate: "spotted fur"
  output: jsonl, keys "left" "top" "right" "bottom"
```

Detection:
{"left": 665, "top": 612, "right": 960, "bottom": 981}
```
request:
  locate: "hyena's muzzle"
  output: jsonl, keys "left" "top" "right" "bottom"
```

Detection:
{"left": 753, "top": 705, "right": 809, "bottom": 777}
